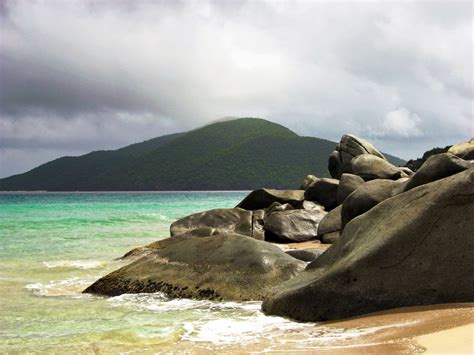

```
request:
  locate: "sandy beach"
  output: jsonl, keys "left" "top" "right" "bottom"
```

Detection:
{"left": 417, "top": 323, "right": 473, "bottom": 354}
{"left": 159, "top": 303, "right": 474, "bottom": 353}
{"left": 320, "top": 303, "right": 474, "bottom": 354}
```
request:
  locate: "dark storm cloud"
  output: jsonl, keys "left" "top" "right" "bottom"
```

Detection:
{"left": 0, "top": 0, "right": 472, "bottom": 177}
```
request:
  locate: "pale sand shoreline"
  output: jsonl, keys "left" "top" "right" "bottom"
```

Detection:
{"left": 318, "top": 303, "right": 474, "bottom": 354}
{"left": 416, "top": 323, "right": 473, "bottom": 354}
{"left": 175, "top": 304, "right": 474, "bottom": 354}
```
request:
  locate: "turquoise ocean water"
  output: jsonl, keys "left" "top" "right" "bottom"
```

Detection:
{"left": 1, "top": 192, "right": 383, "bottom": 352}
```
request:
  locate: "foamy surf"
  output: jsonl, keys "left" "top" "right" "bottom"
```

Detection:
{"left": 107, "top": 293, "right": 420, "bottom": 349}
{"left": 108, "top": 292, "right": 262, "bottom": 313}
{"left": 108, "top": 292, "right": 318, "bottom": 346}
{"left": 43, "top": 260, "right": 108, "bottom": 269}
{"left": 25, "top": 276, "right": 96, "bottom": 297}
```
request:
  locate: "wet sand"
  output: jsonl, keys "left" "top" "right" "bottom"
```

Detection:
{"left": 318, "top": 303, "right": 474, "bottom": 354}
{"left": 144, "top": 303, "right": 472, "bottom": 354}
{"left": 416, "top": 323, "right": 473, "bottom": 354}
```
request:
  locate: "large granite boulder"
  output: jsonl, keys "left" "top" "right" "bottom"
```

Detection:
{"left": 341, "top": 179, "right": 404, "bottom": 228}
{"left": 170, "top": 208, "right": 265, "bottom": 240}
{"left": 298, "top": 200, "right": 325, "bottom": 212}
{"left": 85, "top": 234, "right": 305, "bottom": 301}
{"left": 265, "top": 202, "right": 294, "bottom": 216}
{"left": 286, "top": 249, "right": 325, "bottom": 262}
{"left": 336, "top": 173, "right": 365, "bottom": 204}
{"left": 300, "top": 175, "right": 318, "bottom": 190}
{"left": 317, "top": 204, "right": 343, "bottom": 244}
{"left": 338, "top": 134, "right": 386, "bottom": 158}
{"left": 236, "top": 189, "right": 305, "bottom": 210}
{"left": 403, "top": 153, "right": 471, "bottom": 192}
{"left": 350, "top": 155, "right": 405, "bottom": 181}
{"left": 264, "top": 209, "right": 327, "bottom": 242}
{"left": 262, "top": 168, "right": 474, "bottom": 322}
{"left": 448, "top": 138, "right": 474, "bottom": 160}
{"left": 328, "top": 134, "right": 387, "bottom": 179}
{"left": 320, "top": 231, "right": 340, "bottom": 244}
{"left": 122, "top": 227, "right": 220, "bottom": 259}
{"left": 317, "top": 204, "right": 342, "bottom": 237}
{"left": 304, "top": 178, "right": 339, "bottom": 211}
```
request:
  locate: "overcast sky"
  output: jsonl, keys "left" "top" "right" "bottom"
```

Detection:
{"left": 0, "top": 0, "right": 472, "bottom": 178}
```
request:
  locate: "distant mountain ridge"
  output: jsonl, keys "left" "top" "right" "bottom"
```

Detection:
{"left": 0, "top": 118, "right": 405, "bottom": 191}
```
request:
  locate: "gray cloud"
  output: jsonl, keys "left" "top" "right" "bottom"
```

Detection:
{"left": 0, "top": 0, "right": 472, "bottom": 177}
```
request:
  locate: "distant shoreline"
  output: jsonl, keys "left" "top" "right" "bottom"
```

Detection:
{"left": 0, "top": 190, "right": 252, "bottom": 194}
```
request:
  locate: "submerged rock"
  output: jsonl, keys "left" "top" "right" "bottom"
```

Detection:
{"left": 236, "top": 189, "right": 305, "bottom": 210}
{"left": 85, "top": 234, "right": 305, "bottom": 301}
{"left": 262, "top": 168, "right": 474, "bottom": 322}
{"left": 264, "top": 209, "right": 327, "bottom": 242}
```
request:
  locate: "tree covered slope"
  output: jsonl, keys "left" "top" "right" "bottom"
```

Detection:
{"left": 0, "top": 118, "right": 404, "bottom": 191}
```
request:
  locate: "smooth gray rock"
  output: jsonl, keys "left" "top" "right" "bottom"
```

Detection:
{"left": 299, "top": 200, "right": 326, "bottom": 212}
{"left": 265, "top": 202, "right": 294, "bottom": 216}
{"left": 341, "top": 179, "right": 403, "bottom": 228}
{"left": 350, "top": 155, "right": 404, "bottom": 181}
{"left": 390, "top": 177, "right": 410, "bottom": 197}
{"left": 304, "top": 178, "right": 339, "bottom": 211}
{"left": 85, "top": 234, "right": 306, "bottom": 301}
{"left": 264, "top": 209, "right": 327, "bottom": 242}
{"left": 328, "top": 151, "right": 343, "bottom": 179}
{"left": 236, "top": 189, "right": 305, "bottom": 210}
{"left": 329, "top": 134, "right": 388, "bottom": 179}
{"left": 404, "top": 153, "right": 472, "bottom": 192}
{"left": 338, "top": 134, "right": 387, "bottom": 160}
{"left": 448, "top": 138, "right": 474, "bottom": 160}
{"left": 337, "top": 173, "right": 365, "bottom": 204}
{"left": 286, "top": 249, "right": 325, "bottom": 262}
{"left": 252, "top": 209, "right": 266, "bottom": 240}
{"left": 317, "top": 204, "right": 342, "bottom": 236}
{"left": 399, "top": 167, "right": 414, "bottom": 176}
{"left": 122, "top": 227, "right": 219, "bottom": 259}
{"left": 262, "top": 168, "right": 474, "bottom": 322}
{"left": 170, "top": 208, "right": 264, "bottom": 240}
{"left": 300, "top": 175, "right": 318, "bottom": 190}
{"left": 320, "top": 231, "right": 340, "bottom": 244}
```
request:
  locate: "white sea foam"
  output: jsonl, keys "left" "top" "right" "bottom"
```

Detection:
{"left": 25, "top": 276, "right": 95, "bottom": 297}
{"left": 43, "top": 260, "right": 108, "bottom": 269}
{"left": 105, "top": 292, "right": 418, "bottom": 348}
{"left": 24, "top": 285, "right": 419, "bottom": 348}
{"left": 108, "top": 293, "right": 315, "bottom": 345}
{"left": 181, "top": 312, "right": 314, "bottom": 345}
{"left": 145, "top": 212, "right": 174, "bottom": 222}
{"left": 108, "top": 292, "right": 261, "bottom": 313}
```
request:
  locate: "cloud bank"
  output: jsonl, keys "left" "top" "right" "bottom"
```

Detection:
{"left": 0, "top": 0, "right": 472, "bottom": 177}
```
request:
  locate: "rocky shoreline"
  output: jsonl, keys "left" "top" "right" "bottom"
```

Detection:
{"left": 84, "top": 134, "right": 474, "bottom": 323}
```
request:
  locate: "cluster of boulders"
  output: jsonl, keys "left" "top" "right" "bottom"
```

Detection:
{"left": 85, "top": 135, "right": 474, "bottom": 321}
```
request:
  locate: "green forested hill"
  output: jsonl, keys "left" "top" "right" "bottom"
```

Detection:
{"left": 0, "top": 118, "right": 404, "bottom": 191}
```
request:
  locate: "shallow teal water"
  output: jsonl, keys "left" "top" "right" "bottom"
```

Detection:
{"left": 0, "top": 192, "right": 377, "bottom": 352}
